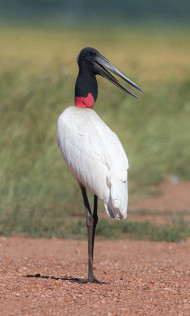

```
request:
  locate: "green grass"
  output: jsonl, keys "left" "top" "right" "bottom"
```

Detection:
{"left": 0, "top": 26, "right": 190, "bottom": 240}
{"left": 1, "top": 213, "right": 189, "bottom": 242}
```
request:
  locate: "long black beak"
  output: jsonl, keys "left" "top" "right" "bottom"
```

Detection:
{"left": 93, "top": 54, "right": 143, "bottom": 99}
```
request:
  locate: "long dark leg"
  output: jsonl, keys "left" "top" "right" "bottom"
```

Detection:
{"left": 79, "top": 184, "right": 102, "bottom": 283}
{"left": 88, "top": 194, "right": 98, "bottom": 280}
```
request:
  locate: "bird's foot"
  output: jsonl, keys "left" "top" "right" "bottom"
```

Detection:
{"left": 79, "top": 275, "right": 104, "bottom": 284}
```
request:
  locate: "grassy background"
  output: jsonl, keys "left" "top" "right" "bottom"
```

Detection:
{"left": 0, "top": 26, "right": 190, "bottom": 240}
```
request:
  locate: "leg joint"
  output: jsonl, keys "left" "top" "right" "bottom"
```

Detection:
{"left": 86, "top": 211, "right": 93, "bottom": 227}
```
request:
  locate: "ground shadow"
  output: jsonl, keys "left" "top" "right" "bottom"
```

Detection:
{"left": 25, "top": 274, "right": 106, "bottom": 284}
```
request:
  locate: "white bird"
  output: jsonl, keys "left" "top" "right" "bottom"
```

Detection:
{"left": 57, "top": 47, "right": 143, "bottom": 283}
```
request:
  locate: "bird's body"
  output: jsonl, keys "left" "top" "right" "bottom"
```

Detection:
{"left": 57, "top": 47, "right": 143, "bottom": 283}
{"left": 57, "top": 106, "right": 128, "bottom": 220}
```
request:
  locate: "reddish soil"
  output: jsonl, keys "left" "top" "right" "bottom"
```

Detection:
{"left": 129, "top": 181, "right": 190, "bottom": 212}
{"left": 0, "top": 181, "right": 190, "bottom": 315}
{"left": 128, "top": 181, "right": 190, "bottom": 225}
{"left": 0, "top": 237, "right": 190, "bottom": 316}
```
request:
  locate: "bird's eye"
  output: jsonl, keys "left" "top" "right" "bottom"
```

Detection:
{"left": 82, "top": 54, "right": 86, "bottom": 59}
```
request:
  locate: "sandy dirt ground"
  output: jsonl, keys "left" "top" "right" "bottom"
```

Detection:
{"left": 0, "top": 181, "right": 190, "bottom": 315}
{"left": 0, "top": 237, "right": 190, "bottom": 316}
{"left": 128, "top": 181, "right": 190, "bottom": 226}
{"left": 130, "top": 181, "right": 190, "bottom": 212}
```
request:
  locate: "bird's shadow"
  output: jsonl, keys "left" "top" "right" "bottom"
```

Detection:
{"left": 25, "top": 273, "right": 106, "bottom": 284}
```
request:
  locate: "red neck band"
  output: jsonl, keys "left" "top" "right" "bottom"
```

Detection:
{"left": 75, "top": 93, "right": 95, "bottom": 108}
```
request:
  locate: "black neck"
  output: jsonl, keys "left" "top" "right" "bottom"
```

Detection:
{"left": 75, "top": 63, "right": 98, "bottom": 101}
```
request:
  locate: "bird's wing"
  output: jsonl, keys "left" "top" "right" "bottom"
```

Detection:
{"left": 89, "top": 117, "right": 129, "bottom": 220}
{"left": 57, "top": 106, "right": 128, "bottom": 219}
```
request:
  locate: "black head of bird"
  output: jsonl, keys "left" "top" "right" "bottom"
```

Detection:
{"left": 75, "top": 47, "right": 143, "bottom": 109}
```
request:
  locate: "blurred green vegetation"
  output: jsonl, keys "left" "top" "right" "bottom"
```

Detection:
{"left": 0, "top": 26, "right": 190, "bottom": 240}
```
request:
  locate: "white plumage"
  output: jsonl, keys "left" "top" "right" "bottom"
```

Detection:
{"left": 57, "top": 106, "right": 128, "bottom": 220}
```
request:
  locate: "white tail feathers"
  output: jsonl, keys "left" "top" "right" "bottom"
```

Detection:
{"left": 104, "top": 171, "right": 128, "bottom": 220}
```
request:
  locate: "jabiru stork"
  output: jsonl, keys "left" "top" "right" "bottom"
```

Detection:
{"left": 57, "top": 47, "right": 143, "bottom": 283}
